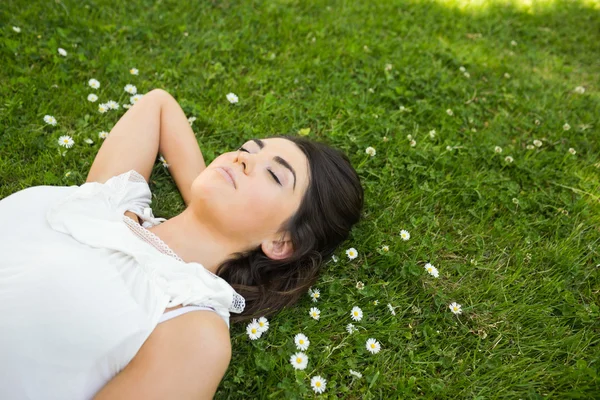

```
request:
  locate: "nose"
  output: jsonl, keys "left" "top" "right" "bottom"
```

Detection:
{"left": 235, "top": 149, "right": 254, "bottom": 175}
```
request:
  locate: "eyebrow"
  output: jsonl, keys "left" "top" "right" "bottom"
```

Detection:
{"left": 252, "top": 138, "right": 297, "bottom": 191}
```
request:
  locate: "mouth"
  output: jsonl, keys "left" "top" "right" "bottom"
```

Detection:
{"left": 217, "top": 167, "right": 236, "bottom": 189}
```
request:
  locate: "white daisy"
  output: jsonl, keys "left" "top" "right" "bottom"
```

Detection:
{"left": 533, "top": 139, "right": 542, "bottom": 147}
{"left": 410, "top": 140, "right": 416, "bottom": 147}
{"left": 373, "top": 300, "right": 379, "bottom": 306}
{"left": 504, "top": 73, "right": 511, "bottom": 79}
{"left": 449, "top": 302, "right": 462, "bottom": 314}
{"left": 246, "top": 320, "right": 262, "bottom": 340}
{"left": 257, "top": 316, "right": 269, "bottom": 333}
{"left": 331, "top": 255, "right": 339, "bottom": 262}
{"left": 494, "top": 146, "right": 502, "bottom": 153}
{"left": 424, "top": 263, "right": 439, "bottom": 278}
{"left": 459, "top": 66, "right": 466, "bottom": 72}
{"left": 43, "top": 115, "right": 57, "bottom": 126}
{"left": 535, "top": 119, "right": 541, "bottom": 125}
{"left": 84, "top": 138, "right": 94, "bottom": 144}
{"left": 290, "top": 352, "right": 308, "bottom": 370}
{"left": 124, "top": 84, "right": 137, "bottom": 95}
{"left": 381, "top": 245, "right": 389, "bottom": 252}
{"left": 346, "top": 247, "right": 358, "bottom": 260}
{"left": 123, "top": 104, "right": 131, "bottom": 109}
{"left": 563, "top": 123, "right": 571, "bottom": 131}
{"left": 429, "top": 129, "right": 436, "bottom": 138}
{"left": 346, "top": 323, "right": 357, "bottom": 334}
{"left": 159, "top": 155, "right": 169, "bottom": 168}
{"left": 129, "top": 68, "right": 139, "bottom": 75}
{"left": 400, "top": 229, "right": 410, "bottom": 241}
{"left": 87, "top": 94, "right": 98, "bottom": 102}
{"left": 309, "top": 307, "right": 320, "bottom": 320}
{"left": 88, "top": 79, "right": 100, "bottom": 89}
{"left": 574, "top": 86, "right": 585, "bottom": 94}
{"left": 13, "top": 26, "right": 21, "bottom": 33}
{"left": 226, "top": 92, "right": 239, "bottom": 104}
{"left": 130, "top": 94, "right": 143, "bottom": 104}
{"left": 366, "top": 338, "right": 381, "bottom": 354}
{"left": 349, "top": 369, "right": 363, "bottom": 379}
{"left": 365, "top": 146, "right": 376, "bottom": 157}
{"left": 510, "top": 40, "right": 517, "bottom": 46}
{"left": 407, "top": 134, "right": 413, "bottom": 141}
{"left": 98, "top": 103, "right": 109, "bottom": 113}
{"left": 58, "top": 48, "right": 67, "bottom": 56}
{"left": 98, "top": 131, "right": 109, "bottom": 139}
{"left": 106, "top": 100, "right": 119, "bottom": 110}
{"left": 355, "top": 281, "right": 364, "bottom": 290}
{"left": 526, "top": 144, "right": 535, "bottom": 150}
{"left": 464, "top": 72, "right": 470, "bottom": 78}
{"left": 446, "top": 109, "right": 454, "bottom": 116}
{"left": 446, "top": 145, "right": 453, "bottom": 151}
{"left": 568, "top": 148, "right": 576, "bottom": 155}
{"left": 512, "top": 198, "right": 519, "bottom": 204}
{"left": 505, "top": 156, "right": 514, "bottom": 163}
{"left": 58, "top": 135, "right": 74, "bottom": 148}
{"left": 65, "top": 171, "right": 71, "bottom": 178}
{"left": 387, "top": 303, "right": 396, "bottom": 316}
{"left": 294, "top": 333, "right": 310, "bottom": 351}
{"left": 384, "top": 63, "right": 393, "bottom": 71}
{"left": 310, "top": 375, "right": 327, "bottom": 394}
{"left": 309, "top": 288, "right": 320, "bottom": 302}
{"left": 350, "top": 306, "right": 363, "bottom": 322}
{"left": 188, "top": 116, "right": 197, "bottom": 126}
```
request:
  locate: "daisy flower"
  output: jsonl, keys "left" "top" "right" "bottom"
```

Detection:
{"left": 429, "top": 129, "right": 436, "bottom": 138}
{"left": 87, "top": 94, "right": 98, "bottom": 102}
{"left": 449, "top": 302, "right": 462, "bottom": 314}
{"left": 123, "top": 104, "right": 131, "bottom": 109}
{"left": 372, "top": 300, "right": 379, "bottom": 306}
{"left": 130, "top": 68, "right": 139, "bottom": 75}
{"left": 526, "top": 144, "right": 535, "bottom": 150}
{"left": 58, "top": 135, "right": 74, "bottom": 148}
{"left": 124, "top": 84, "right": 137, "bottom": 95}
{"left": 574, "top": 86, "right": 585, "bottom": 94}
{"left": 84, "top": 138, "right": 94, "bottom": 144}
{"left": 309, "top": 307, "right": 320, "bottom": 320}
{"left": 446, "top": 109, "right": 454, "bottom": 116}
{"left": 400, "top": 230, "right": 410, "bottom": 241}
{"left": 346, "top": 247, "right": 358, "bottom": 260}
{"left": 494, "top": 146, "right": 502, "bottom": 153}
{"left": 464, "top": 72, "right": 470, "bottom": 78}
{"left": 505, "top": 156, "right": 514, "bottom": 163}
{"left": 533, "top": 140, "right": 542, "bottom": 147}
{"left": 568, "top": 148, "right": 576, "bottom": 155}
{"left": 384, "top": 63, "right": 393, "bottom": 71}
{"left": 290, "top": 352, "right": 308, "bottom": 370}
{"left": 563, "top": 123, "right": 571, "bottom": 131}
{"left": 459, "top": 66, "right": 466, "bottom": 72}
{"left": 130, "top": 94, "right": 143, "bottom": 104}
{"left": 366, "top": 338, "right": 381, "bottom": 354}
{"left": 257, "top": 317, "right": 269, "bottom": 333}
{"left": 246, "top": 320, "right": 262, "bottom": 340}
{"left": 446, "top": 145, "right": 453, "bottom": 151}
{"left": 381, "top": 245, "right": 389, "bottom": 252}
{"left": 504, "top": 73, "right": 511, "bottom": 79}
{"left": 98, "top": 131, "right": 108, "bottom": 139}
{"left": 349, "top": 369, "right": 363, "bottom": 379}
{"left": 43, "top": 115, "right": 57, "bottom": 126}
{"left": 65, "top": 171, "right": 71, "bottom": 178}
{"left": 226, "top": 92, "right": 239, "bottom": 104}
{"left": 58, "top": 48, "right": 67, "bottom": 56}
{"left": 331, "top": 255, "right": 339, "bottom": 262}
{"left": 309, "top": 288, "right": 320, "bottom": 302}
{"left": 387, "top": 303, "right": 396, "bottom": 316}
{"left": 350, "top": 306, "right": 363, "bottom": 322}
{"left": 512, "top": 198, "right": 519, "bottom": 204}
{"left": 510, "top": 40, "right": 517, "bottom": 46}
{"left": 159, "top": 155, "right": 169, "bottom": 168}
{"left": 346, "top": 323, "right": 357, "bottom": 334}
{"left": 407, "top": 134, "right": 413, "bottom": 141}
{"left": 310, "top": 375, "right": 327, "bottom": 394}
{"left": 13, "top": 26, "right": 21, "bottom": 33}
{"left": 355, "top": 281, "right": 364, "bottom": 290}
{"left": 410, "top": 140, "right": 416, "bottom": 147}
{"left": 98, "top": 103, "right": 109, "bottom": 113}
{"left": 294, "top": 333, "right": 310, "bottom": 351}
{"left": 188, "top": 116, "right": 197, "bottom": 126}
{"left": 106, "top": 100, "right": 119, "bottom": 110}
{"left": 365, "top": 146, "right": 376, "bottom": 157}
{"left": 424, "top": 263, "right": 439, "bottom": 278}
{"left": 88, "top": 79, "right": 100, "bottom": 89}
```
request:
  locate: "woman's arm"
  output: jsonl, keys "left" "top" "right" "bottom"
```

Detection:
{"left": 86, "top": 88, "right": 206, "bottom": 206}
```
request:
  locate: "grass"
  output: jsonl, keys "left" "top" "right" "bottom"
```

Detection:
{"left": 1, "top": 0, "right": 599, "bottom": 398}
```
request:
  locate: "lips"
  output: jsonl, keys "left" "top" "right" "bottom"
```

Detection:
{"left": 217, "top": 167, "right": 236, "bottom": 188}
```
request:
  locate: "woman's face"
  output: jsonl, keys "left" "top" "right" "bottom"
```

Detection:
{"left": 190, "top": 138, "right": 310, "bottom": 249}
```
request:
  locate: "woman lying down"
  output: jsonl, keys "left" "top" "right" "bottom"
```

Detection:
{"left": 0, "top": 89, "right": 364, "bottom": 399}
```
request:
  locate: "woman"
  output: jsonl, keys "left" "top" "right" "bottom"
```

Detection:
{"left": 0, "top": 89, "right": 363, "bottom": 399}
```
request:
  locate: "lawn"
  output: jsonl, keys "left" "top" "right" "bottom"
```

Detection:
{"left": 1, "top": 0, "right": 599, "bottom": 398}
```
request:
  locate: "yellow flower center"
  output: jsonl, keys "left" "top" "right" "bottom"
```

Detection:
{"left": 299, "top": 340, "right": 304, "bottom": 344}
{"left": 316, "top": 382, "right": 321, "bottom": 387}
{"left": 354, "top": 312, "right": 358, "bottom": 316}
{"left": 259, "top": 322, "right": 264, "bottom": 326}
{"left": 251, "top": 328, "right": 257, "bottom": 334}
{"left": 296, "top": 358, "right": 302, "bottom": 363}
{"left": 371, "top": 343, "right": 376, "bottom": 348}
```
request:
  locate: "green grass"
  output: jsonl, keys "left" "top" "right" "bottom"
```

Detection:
{"left": 2, "top": 0, "right": 600, "bottom": 398}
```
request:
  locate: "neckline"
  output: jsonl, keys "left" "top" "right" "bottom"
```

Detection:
{"left": 122, "top": 215, "right": 185, "bottom": 263}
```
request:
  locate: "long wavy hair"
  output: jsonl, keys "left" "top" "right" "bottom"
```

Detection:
{"left": 215, "top": 135, "right": 364, "bottom": 323}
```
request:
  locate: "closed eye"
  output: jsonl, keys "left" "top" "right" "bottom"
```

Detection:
{"left": 238, "top": 146, "right": 282, "bottom": 186}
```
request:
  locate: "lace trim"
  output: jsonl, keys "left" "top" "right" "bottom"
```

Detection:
{"left": 123, "top": 215, "right": 184, "bottom": 262}
{"left": 128, "top": 170, "right": 148, "bottom": 183}
{"left": 231, "top": 293, "right": 246, "bottom": 313}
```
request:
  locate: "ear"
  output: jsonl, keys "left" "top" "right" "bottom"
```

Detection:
{"left": 261, "top": 233, "right": 294, "bottom": 261}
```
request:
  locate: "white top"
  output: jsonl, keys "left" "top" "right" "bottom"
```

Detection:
{"left": 0, "top": 169, "right": 245, "bottom": 400}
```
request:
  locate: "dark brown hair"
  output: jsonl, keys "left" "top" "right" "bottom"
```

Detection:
{"left": 215, "top": 135, "right": 364, "bottom": 323}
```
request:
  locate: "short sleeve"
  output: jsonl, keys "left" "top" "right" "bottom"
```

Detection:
{"left": 101, "top": 170, "right": 153, "bottom": 216}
